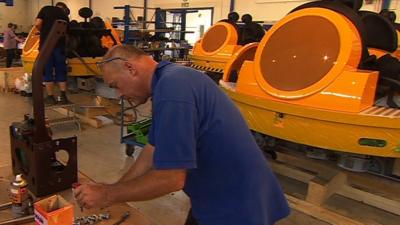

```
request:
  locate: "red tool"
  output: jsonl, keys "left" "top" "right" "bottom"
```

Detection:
{"left": 72, "top": 182, "right": 81, "bottom": 189}
{"left": 72, "top": 183, "right": 83, "bottom": 212}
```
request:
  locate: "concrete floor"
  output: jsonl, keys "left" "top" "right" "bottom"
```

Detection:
{"left": 0, "top": 92, "right": 325, "bottom": 225}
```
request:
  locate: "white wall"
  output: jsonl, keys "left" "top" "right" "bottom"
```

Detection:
{"left": 234, "top": 0, "right": 311, "bottom": 23}
{"left": 234, "top": 0, "right": 384, "bottom": 24}
{"left": 148, "top": 0, "right": 383, "bottom": 25}
{"left": 28, "top": 0, "right": 89, "bottom": 22}
{"left": 150, "top": 0, "right": 231, "bottom": 24}
{"left": 185, "top": 9, "right": 213, "bottom": 44}
{"left": 60, "top": 0, "right": 90, "bottom": 21}
{"left": 27, "top": 0, "right": 146, "bottom": 23}
{"left": 27, "top": 0, "right": 51, "bottom": 27}
{"left": 0, "top": 0, "right": 34, "bottom": 32}
{"left": 91, "top": 0, "right": 145, "bottom": 22}
{"left": 389, "top": 0, "right": 400, "bottom": 23}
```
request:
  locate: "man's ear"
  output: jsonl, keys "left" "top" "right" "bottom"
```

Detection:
{"left": 123, "top": 61, "right": 135, "bottom": 73}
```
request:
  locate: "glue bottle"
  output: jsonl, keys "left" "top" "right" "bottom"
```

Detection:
{"left": 10, "top": 174, "right": 29, "bottom": 215}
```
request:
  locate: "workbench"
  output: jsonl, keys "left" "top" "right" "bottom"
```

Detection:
{"left": 0, "top": 166, "right": 158, "bottom": 225}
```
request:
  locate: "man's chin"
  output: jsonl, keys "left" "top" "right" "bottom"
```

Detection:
{"left": 125, "top": 97, "right": 146, "bottom": 106}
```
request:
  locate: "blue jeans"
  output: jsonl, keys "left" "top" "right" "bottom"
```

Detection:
{"left": 44, "top": 47, "right": 67, "bottom": 82}
{"left": 6, "top": 49, "right": 15, "bottom": 68}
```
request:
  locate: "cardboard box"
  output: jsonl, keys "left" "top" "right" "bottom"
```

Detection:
{"left": 34, "top": 195, "right": 74, "bottom": 225}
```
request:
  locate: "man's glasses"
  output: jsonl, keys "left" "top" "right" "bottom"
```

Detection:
{"left": 96, "top": 57, "right": 128, "bottom": 71}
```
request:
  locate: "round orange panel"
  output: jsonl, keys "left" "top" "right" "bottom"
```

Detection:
{"left": 200, "top": 22, "right": 238, "bottom": 56}
{"left": 223, "top": 43, "right": 258, "bottom": 81}
{"left": 254, "top": 8, "right": 362, "bottom": 99}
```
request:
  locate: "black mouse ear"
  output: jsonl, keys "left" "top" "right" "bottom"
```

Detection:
{"left": 389, "top": 11, "right": 397, "bottom": 22}
{"left": 352, "top": 0, "right": 363, "bottom": 11}
{"left": 64, "top": 7, "right": 70, "bottom": 16}
{"left": 332, "top": 0, "right": 363, "bottom": 11}
{"left": 79, "top": 7, "right": 93, "bottom": 19}
{"left": 380, "top": 9, "right": 397, "bottom": 22}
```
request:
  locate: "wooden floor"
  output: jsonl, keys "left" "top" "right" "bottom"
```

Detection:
{"left": 271, "top": 147, "right": 400, "bottom": 225}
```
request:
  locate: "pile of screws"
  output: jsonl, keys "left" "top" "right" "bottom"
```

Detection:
{"left": 73, "top": 213, "right": 110, "bottom": 225}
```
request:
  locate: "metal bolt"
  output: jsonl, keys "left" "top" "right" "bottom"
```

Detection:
{"left": 99, "top": 213, "right": 110, "bottom": 220}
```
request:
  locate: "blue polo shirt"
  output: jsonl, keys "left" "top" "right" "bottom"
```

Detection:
{"left": 148, "top": 61, "right": 290, "bottom": 225}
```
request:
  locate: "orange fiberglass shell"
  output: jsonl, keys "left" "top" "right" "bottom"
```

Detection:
{"left": 21, "top": 26, "right": 40, "bottom": 73}
{"left": 227, "top": 8, "right": 377, "bottom": 113}
{"left": 102, "top": 20, "right": 122, "bottom": 49}
{"left": 189, "top": 22, "right": 242, "bottom": 73}
{"left": 220, "top": 7, "right": 400, "bottom": 160}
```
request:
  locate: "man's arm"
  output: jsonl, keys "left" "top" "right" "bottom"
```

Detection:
{"left": 10, "top": 31, "right": 24, "bottom": 43}
{"left": 109, "top": 168, "right": 186, "bottom": 203}
{"left": 75, "top": 168, "right": 186, "bottom": 209}
{"left": 74, "top": 143, "right": 187, "bottom": 209}
{"left": 119, "top": 143, "right": 155, "bottom": 182}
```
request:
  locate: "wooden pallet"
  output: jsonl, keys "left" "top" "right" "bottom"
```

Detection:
{"left": 271, "top": 148, "right": 400, "bottom": 225}
{"left": 53, "top": 107, "right": 104, "bottom": 128}
{"left": 55, "top": 94, "right": 135, "bottom": 128}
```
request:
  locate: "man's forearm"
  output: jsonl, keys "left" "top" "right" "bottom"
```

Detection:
{"left": 118, "top": 144, "right": 154, "bottom": 182}
{"left": 80, "top": 144, "right": 186, "bottom": 208}
{"left": 107, "top": 169, "right": 186, "bottom": 204}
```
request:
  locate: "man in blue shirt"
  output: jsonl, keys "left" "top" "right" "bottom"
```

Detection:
{"left": 75, "top": 45, "right": 290, "bottom": 225}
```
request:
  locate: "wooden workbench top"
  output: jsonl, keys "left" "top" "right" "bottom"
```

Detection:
{"left": 0, "top": 166, "right": 158, "bottom": 225}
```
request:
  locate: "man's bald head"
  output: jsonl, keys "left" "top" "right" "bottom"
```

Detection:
{"left": 100, "top": 45, "right": 158, "bottom": 105}
{"left": 100, "top": 45, "right": 148, "bottom": 72}
{"left": 104, "top": 45, "right": 147, "bottom": 61}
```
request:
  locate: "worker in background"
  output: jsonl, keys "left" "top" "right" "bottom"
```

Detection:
{"left": 74, "top": 45, "right": 290, "bottom": 225}
{"left": 239, "top": 14, "right": 265, "bottom": 45}
{"left": 34, "top": 2, "right": 70, "bottom": 105}
{"left": 3, "top": 23, "right": 23, "bottom": 68}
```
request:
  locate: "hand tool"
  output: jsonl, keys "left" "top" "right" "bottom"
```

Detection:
{"left": 0, "top": 215, "right": 34, "bottom": 225}
{"left": 0, "top": 202, "right": 12, "bottom": 211}
{"left": 112, "top": 211, "right": 130, "bottom": 225}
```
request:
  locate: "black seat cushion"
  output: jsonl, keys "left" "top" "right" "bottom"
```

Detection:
{"left": 359, "top": 11, "right": 398, "bottom": 52}
{"left": 331, "top": 0, "right": 363, "bottom": 11}
{"left": 377, "top": 54, "right": 400, "bottom": 80}
{"left": 238, "top": 23, "right": 265, "bottom": 45}
{"left": 90, "top": 17, "right": 106, "bottom": 29}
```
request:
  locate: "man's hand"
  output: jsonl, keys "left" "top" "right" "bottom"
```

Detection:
{"left": 74, "top": 183, "right": 112, "bottom": 209}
